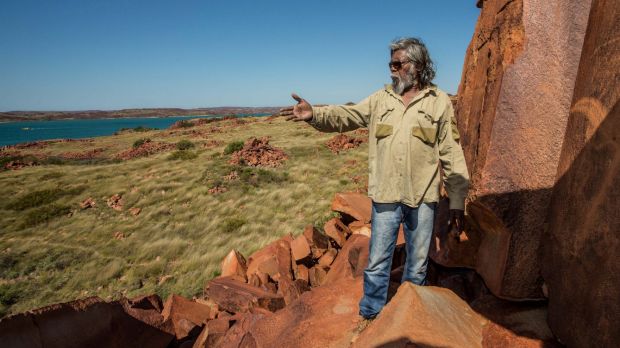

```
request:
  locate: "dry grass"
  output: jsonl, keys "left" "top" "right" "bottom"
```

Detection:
{"left": 0, "top": 116, "right": 368, "bottom": 316}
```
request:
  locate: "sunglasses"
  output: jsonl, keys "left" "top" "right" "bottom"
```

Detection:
{"left": 388, "top": 60, "right": 412, "bottom": 70}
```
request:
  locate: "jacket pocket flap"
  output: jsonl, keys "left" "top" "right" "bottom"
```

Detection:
{"left": 412, "top": 126, "right": 437, "bottom": 144}
{"left": 375, "top": 123, "right": 393, "bottom": 138}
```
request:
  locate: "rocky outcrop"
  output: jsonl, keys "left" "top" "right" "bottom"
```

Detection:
{"left": 0, "top": 296, "right": 174, "bottom": 348}
{"left": 228, "top": 137, "right": 288, "bottom": 167}
{"left": 432, "top": 0, "right": 593, "bottom": 299}
{"left": 541, "top": 0, "right": 620, "bottom": 346}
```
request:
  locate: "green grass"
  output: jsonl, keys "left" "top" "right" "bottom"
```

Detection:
{"left": 0, "top": 116, "right": 369, "bottom": 316}
{"left": 223, "top": 140, "right": 244, "bottom": 155}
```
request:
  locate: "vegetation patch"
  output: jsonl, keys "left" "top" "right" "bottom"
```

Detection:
{"left": 176, "top": 140, "right": 195, "bottom": 150}
{"left": 133, "top": 138, "right": 151, "bottom": 149}
{"left": 21, "top": 203, "right": 72, "bottom": 228}
{"left": 6, "top": 186, "right": 85, "bottom": 211}
{"left": 223, "top": 140, "right": 244, "bottom": 155}
{"left": 168, "top": 150, "right": 198, "bottom": 161}
{"left": 222, "top": 217, "right": 247, "bottom": 233}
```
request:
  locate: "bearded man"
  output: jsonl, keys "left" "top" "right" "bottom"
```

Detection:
{"left": 280, "top": 37, "right": 470, "bottom": 322}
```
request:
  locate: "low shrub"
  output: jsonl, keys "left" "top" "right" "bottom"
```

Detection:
{"left": 168, "top": 151, "right": 198, "bottom": 161}
{"left": 133, "top": 138, "right": 151, "bottom": 149}
{"left": 222, "top": 217, "right": 247, "bottom": 233}
{"left": 6, "top": 186, "right": 85, "bottom": 211}
{"left": 223, "top": 140, "right": 244, "bottom": 155}
{"left": 176, "top": 140, "right": 195, "bottom": 150}
{"left": 21, "top": 203, "right": 72, "bottom": 228}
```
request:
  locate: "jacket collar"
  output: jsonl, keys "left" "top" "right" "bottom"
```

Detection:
{"left": 384, "top": 84, "right": 437, "bottom": 103}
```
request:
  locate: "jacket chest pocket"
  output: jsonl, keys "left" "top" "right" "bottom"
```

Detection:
{"left": 411, "top": 110, "right": 439, "bottom": 145}
{"left": 375, "top": 123, "right": 393, "bottom": 138}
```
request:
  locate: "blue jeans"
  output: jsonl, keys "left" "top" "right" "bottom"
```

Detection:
{"left": 358, "top": 201, "right": 436, "bottom": 319}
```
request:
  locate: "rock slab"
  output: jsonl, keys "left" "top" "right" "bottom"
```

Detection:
{"left": 542, "top": 0, "right": 620, "bottom": 346}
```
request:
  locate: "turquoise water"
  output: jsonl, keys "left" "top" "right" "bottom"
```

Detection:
{"left": 0, "top": 114, "right": 269, "bottom": 147}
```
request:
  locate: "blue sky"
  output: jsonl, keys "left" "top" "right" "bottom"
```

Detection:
{"left": 0, "top": 0, "right": 479, "bottom": 111}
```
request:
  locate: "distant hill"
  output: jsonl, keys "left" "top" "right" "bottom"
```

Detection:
{"left": 0, "top": 107, "right": 281, "bottom": 122}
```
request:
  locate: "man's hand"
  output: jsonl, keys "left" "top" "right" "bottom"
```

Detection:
{"left": 448, "top": 209, "right": 465, "bottom": 240}
{"left": 279, "top": 93, "right": 313, "bottom": 122}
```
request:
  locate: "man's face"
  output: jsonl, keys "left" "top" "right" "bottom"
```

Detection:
{"left": 390, "top": 49, "right": 417, "bottom": 94}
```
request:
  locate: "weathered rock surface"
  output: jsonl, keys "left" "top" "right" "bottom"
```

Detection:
{"left": 204, "top": 276, "right": 286, "bottom": 313}
{"left": 246, "top": 236, "right": 293, "bottom": 283}
{"left": 229, "top": 277, "right": 364, "bottom": 348}
{"left": 352, "top": 283, "right": 487, "bottom": 348}
{"left": 433, "top": 0, "right": 593, "bottom": 299}
{"left": 330, "top": 192, "right": 371, "bottom": 223}
{"left": 541, "top": 0, "right": 620, "bottom": 346}
{"left": 162, "top": 294, "right": 214, "bottom": 340}
{"left": 220, "top": 249, "right": 248, "bottom": 282}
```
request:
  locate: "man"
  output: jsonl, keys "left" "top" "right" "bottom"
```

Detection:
{"left": 280, "top": 37, "right": 469, "bottom": 322}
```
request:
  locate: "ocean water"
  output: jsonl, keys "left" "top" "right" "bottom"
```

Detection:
{"left": 0, "top": 114, "right": 269, "bottom": 147}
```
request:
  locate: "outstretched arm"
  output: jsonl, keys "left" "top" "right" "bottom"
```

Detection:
{"left": 280, "top": 92, "right": 372, "bottom": 132}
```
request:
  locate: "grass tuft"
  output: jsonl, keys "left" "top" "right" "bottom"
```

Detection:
{"left": 176, "top": 140, "right": 195, "bottom": 150}
{"left": 223, "top": 140, "right": 244, "bottom": 155}
{"left": 168, "top": 151, "right": 198, "bottom": 161}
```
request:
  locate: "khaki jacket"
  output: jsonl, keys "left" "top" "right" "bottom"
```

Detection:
{"left": 309, "top": 85, "right": 469, "bottom": 210}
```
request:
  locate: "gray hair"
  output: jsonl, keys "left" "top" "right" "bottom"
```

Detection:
{"left": 390, "top": 37, "right": 436, "bottom": 88}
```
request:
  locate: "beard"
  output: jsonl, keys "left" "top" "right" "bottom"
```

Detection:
{"left": 391, "top": 67, "right": 418, "bottom": 94}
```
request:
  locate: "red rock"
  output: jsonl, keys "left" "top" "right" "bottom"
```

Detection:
{"left": 192, "top": 317, "right": 231, "bottom": 348}
{"left": 0, "top": 297, "right": 173, "bottom": 348}
{"left": 541, "top": 1, "right": 620, "bottom": 346}
{"left": 325, "top": 134, "right": 366, "bottom": 154}
{"left": 330, "top": 192, "right": 371, "bottom": 223}
{"left": 106, "top": 194, "right": 123, "bottom": 211}
{"left": 434, "top": 0, "right": 592, "bottom": 300}
{"left": 290, "top": 235, "right": 311, "bottom": 261}
{"left": 204, "top": 276, "right": 285, "bottom": 313}
{"left": 323, "top": 218, "right": 350, "bottom": 247}
{"left": 128, "top": 207, "right": 141, "bottom": 216}
{"left": 79, "top": 197, "right": 96, "bottom": 209}
{"left": 294, "top": 264, "right": 309, "bottom": 282}
{"left": 228, "top": 137, "right": 288, "bottom": 168}
{"left": 162, "top": 294, "right": 213, "bottom": 340}
{"left": 317, "top": 248, "right": 337, "bottom": 267}
{"left": 231, "top": 277, "right": 364, "bottom": 347}
{"left": 308, "top": 266, "right": 329, "bottom": 287}
{"left": 220, "top": 249, "right": 248, "bottom": 282}
{"left": 324, "top": 234, "right": 370, "bottom": 285}
{"left": 470, "top": 294, "right": 558, "bottom": 347}
{"left": 277, "top": 277, "right": 310, "bottom": 305}
{"left": 348, "top": 221, "right": 371, "bottom": 237}
{"left": 215, "top": 312, "right": 268, "bottom": 348}
{"left": 302, "top": 225, "right": 329, "bottom": 259}
{"left": 352, "top": 283, "right": 486, "bottom": 348}
{"left": 246, "top": 236, "right": 292, "bottom": 283}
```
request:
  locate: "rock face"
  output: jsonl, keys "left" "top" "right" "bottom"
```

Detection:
{"left": 0, "top": 297, "right": 173, "bottom": 348}
{"left": 352, "top": 283, "right": 487, "bottom": 348}
{"left": 541, "top": 0, "right": 620, "bottom": 346}
{"left": 432, "top": 0, "right": 593, "bottom": 299}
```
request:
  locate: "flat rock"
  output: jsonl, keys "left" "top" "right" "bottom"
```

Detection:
{"left": 323, "top": 218, "right": 350, "bottom": 247}
{"left": 162, "top": 294, "right": 214, "bottom": 340}
{"left": 330, "top": 192, "right": 371, "bottom": 223}
{"left": 246, "top": 236, "right": 293, "bottom": 283}
{"left": 204, "top": 276, "right": 285, "bottom": 313}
